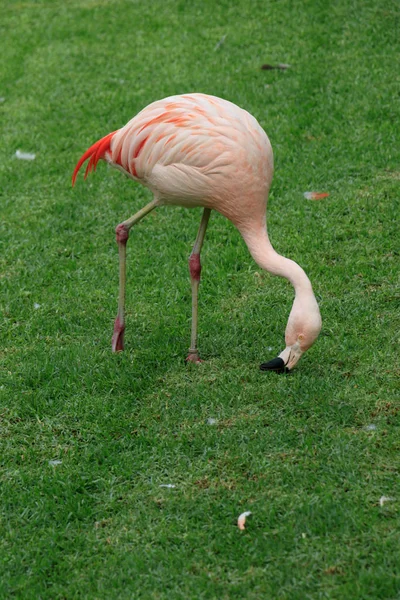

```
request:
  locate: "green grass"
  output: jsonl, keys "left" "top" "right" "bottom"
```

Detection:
{"left": 1, "top": 0, "right": 399, "bottom": 598}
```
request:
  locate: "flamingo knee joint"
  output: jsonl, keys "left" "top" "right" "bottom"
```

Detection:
{"left": 189, "top": 253, "right": 202, "bottom": 281}
{"left": 115, "top": 223, "right": 129, "bottom": 244}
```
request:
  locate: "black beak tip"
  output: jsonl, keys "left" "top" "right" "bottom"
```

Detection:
{"left": 259, "top": 357, "right": 290, "bottom": 374}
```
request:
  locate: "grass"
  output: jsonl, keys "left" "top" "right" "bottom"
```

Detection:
{"left": 1, "top": 0, "right": 399, "bottom": 597}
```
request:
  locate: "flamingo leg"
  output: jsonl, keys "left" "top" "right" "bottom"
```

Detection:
{"left": 112, "top": 198, "right": 159, "bottom": 352}
{"left": 186, "top": 208, "right": 211, "bottom": 363}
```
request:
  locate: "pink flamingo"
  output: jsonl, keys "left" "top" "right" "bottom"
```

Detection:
{"left": 72, "top": 93, "right": 321, "bottom": 371}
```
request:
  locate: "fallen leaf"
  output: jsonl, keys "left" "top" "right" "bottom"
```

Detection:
{"left": 238, "top": 511, "right": 252, "bottom": 530}
{"left": 303, "top": 191, "right": 330, "bottom": 200}
{"left": 261, "top": 63, "right": 291, "bottom": 70}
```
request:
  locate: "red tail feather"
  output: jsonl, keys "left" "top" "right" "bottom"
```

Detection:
{"left": 72, "top": 130, "right": 117, "bottom": 186}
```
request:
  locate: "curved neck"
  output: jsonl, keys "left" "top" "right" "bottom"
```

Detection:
{"left": 240, "top": 225, "right": 313, "bottom": 297}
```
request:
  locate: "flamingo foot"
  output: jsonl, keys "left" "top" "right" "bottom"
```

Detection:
{"left": 185, "top": 351, "right": 202, "bottom": 364}
{"left": 112, "top": 317, "right": 125, "bottom": 352}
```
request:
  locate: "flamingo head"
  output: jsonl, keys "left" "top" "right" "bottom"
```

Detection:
{"left": 260, "top": 293, "right": 322, "bottom": 373}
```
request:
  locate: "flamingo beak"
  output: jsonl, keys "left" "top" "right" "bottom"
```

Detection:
{"left": 260, "top": 342, "right": 303, "bottom": 373}
{"left": 259, "top": 356, "right": 289, "bottom": 373}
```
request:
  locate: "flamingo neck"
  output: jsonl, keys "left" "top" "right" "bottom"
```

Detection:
{"left": 240, "top": 226, "right": 313, "bottom": 297}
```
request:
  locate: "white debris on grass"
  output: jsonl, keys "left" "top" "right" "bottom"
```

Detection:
{"left": 34, "top": 303, "right": 41, "bottom": 310}
{"left": 49, "top": 459, "right": 62, "bottom": 466}
{"left": 0, "top": 97, "right": 5, "bottom": 103}
{"left": 364, "top": 424, "right": 377, "bottom": 431}
{"left": 214, "top": 34, "right": 227, "bottom": 51}
{"left": 207, "top": 418, "right": 217, "bottom": 425}
{"left": 16, "top": 150, "right": 36, "bottom": 161}
{"left": 237, "top": 511, "right": 252, "bottom": 530}
{"left": 379, "top": 496, "right": 394, "bottom": 507}
{"left": 159, "top": 484, "right": 176, "bottom": 489}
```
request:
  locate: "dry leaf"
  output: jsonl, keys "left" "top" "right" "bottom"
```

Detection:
{"left": 237, "top": 511, "right": 252, "bottom": 530}
{"left": 261, "top": 63, "right": 291, "bottom": 70}
{"left": 303, "top": 191, "right": 330, "bottom": 201}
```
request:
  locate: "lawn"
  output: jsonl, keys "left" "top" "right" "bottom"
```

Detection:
{"left": 1, "top": 0, "right": 399, "bottom": 598}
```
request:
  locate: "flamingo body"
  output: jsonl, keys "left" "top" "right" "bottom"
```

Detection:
{"left": 73, "top": 94, "right": 273, "bottom": 229}
{"left": 73, "top": 93, "right": 321, "bottom": 371}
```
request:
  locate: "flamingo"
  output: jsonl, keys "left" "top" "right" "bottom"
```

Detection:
{"left": 72, "top": 93, "right": 321, "bottom": 372}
